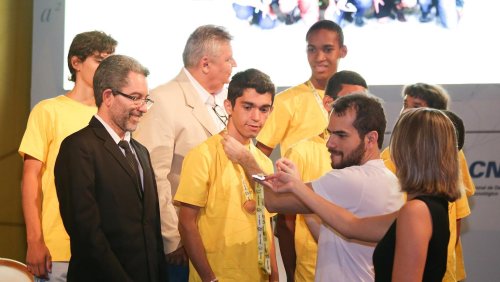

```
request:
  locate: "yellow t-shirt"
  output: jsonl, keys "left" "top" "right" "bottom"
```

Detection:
{"left": 380, "top": 147, "right": 473, "bottom": 282}
{"left": 175, "top": 134, "right": 274, "bottom": 282}
{"left": 459, "top": 151, "right": 475, "bottom": 197}
{"left": 454, "top": 151, "right": 475, "bottom": 281}
{"left": 284, "top": 135, "right": 331, "bottom": 282}
{"left": 256, "top": 82, "right": 328, "bottom": 155}
{"left": 18, "top": 95, "right": 97, "bottom": 261}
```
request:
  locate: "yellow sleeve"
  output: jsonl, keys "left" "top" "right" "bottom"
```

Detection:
{"left": 459, "top": 150, "right": 475, "bottom": 196}
{"left": 256, "top": 95, "right": 292, "bottom": 149}
{"left": 455, "top": 193, "right": 471, "bottom": 219}
{"left": 380, "top": 147, "right": 396, "bottom": 174}
{"left": 174, "top": 145, "right": 211, "bottom": 207}
{"left": 18, "top": 101, "right": 53, "bottom": 162}
{"left": 284, "top": 146, "right": 307, "bottom": 181}
{"left": 285, "top": 139, "right": 330, "bottom": 182}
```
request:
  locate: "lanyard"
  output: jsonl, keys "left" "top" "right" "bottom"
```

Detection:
{"left": 237, "top": 144, "right": 271, "bottom": 275}
{"left": 306, "top": 80, "right": 329, "bottom": 125}
{"left": 256, "top": 181, "right": 271, "bottom": 275}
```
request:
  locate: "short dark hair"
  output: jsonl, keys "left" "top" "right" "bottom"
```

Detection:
{"left": 305, "top": 20, "right": 344, "bottom": 46}
{"left": 441, "top": 110, "right": 465, "bottom": 150}
{"left": 325, "top": 70, "right": 368, "bottom": 99}
{"left": 182, "top": 25, "right": 233, "bottom": 68}
{"left": 93, "top": 55, "right": 149, "bottom": 107}
{"left": 332, "top": 93, "right": 386, "bottom": 149}
{"left": 402, "top": 83, "right": 449, "bottom": 110}
{"left": 67, "top": 31, "right": 117, "bottom": 82}
{"left": 227, "top": 68, "right": 275, "bottom": 106}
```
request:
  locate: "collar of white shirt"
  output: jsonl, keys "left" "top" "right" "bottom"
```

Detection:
{"left": 183, "top": 68, "right": 226, "bottom": 107}
{"left": 94, "top": 114, "right": 131, "bottom": 144}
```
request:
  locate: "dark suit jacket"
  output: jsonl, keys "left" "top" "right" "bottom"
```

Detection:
{"left": 55, "top": 117, "right": 167, "bottom": 282}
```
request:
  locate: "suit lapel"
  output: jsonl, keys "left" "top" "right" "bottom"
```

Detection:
{"left": 176, "top": 70, "right": 219, "bottom": 135}
{"left": 90, "top": 117, "right": 144, "bottom": 200}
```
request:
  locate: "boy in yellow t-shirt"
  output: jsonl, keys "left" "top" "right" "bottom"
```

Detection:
{"left": 175, "top": 69, "right": 278, "bottom": 282}
{"left": 256, "top": 20, "right": 347, "bottom": 157}
{"left": 19, "top": 31, "right": 116, "bottom": 280}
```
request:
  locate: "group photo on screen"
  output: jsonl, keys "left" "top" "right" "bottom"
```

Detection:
{"left": 231, "top": 0, "right": 464, "bottom": 29}
{"left": 64, "top": 0, "right": 497, "bottom": 88}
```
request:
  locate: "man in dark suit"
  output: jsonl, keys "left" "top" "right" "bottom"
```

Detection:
{"left": 55, "top": 54, "right": 167, "bottom": 282}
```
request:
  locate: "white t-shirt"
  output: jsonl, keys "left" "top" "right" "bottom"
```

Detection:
{"left": 312, "top": 159, "right": 403, "bottom": 282}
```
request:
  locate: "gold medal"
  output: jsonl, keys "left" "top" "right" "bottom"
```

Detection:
{"left": 243, "top": 199, "right": 256, "bottom": 214}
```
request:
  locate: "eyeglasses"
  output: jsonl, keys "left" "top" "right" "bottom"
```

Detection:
{"left": 212, "top": 104, "right": 228, "bottom": 126}
{"left": 112, "top": 90, "right": 154, "bottom": 110}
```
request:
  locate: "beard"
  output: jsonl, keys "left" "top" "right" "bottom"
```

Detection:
{"left": 330, "top": 141, "right": 365, "bottom": 169}
{"left": 114, "top": 109, "right": 142, "bottom": 134}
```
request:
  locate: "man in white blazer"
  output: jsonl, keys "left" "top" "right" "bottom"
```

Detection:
{"left": 134, "top": 25, "right": 236, "bottom": 281}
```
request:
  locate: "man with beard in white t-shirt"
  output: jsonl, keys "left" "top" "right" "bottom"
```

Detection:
{"left": 222, "top": 94, "right": 403, "bottom": 281}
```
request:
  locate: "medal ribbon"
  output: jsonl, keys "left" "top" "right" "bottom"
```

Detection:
{"left": 306, "top": 80, "right": 329, "bottom": 124}
{"left": 256, "top": 181, "right": 271, "bottom": 275}
{"left": 241, "top": 171, "right": 254, "bottom": 203}
{"left": 306, "top": 80, "right": 330, "bottom": 141}
{"left": 244, "top": 143, "right": 271, "bottom": 275}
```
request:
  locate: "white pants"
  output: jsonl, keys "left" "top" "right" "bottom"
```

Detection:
{"left": 34, "top": 262, "right": 68, "bottom": 282}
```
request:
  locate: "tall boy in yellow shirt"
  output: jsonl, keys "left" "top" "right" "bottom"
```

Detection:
{"left": 175, "top": 69, "right": 278, "bottom": 282}
{"left": 19, "top": 31, "right": 116, "bottom": 281}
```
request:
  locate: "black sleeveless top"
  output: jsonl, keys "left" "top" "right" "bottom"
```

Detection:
{"left": 372, "top": 195, "right": 449, "bottom": 282}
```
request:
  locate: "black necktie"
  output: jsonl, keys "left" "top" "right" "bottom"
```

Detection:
{"left": 118, "top": 140, "right": 142, "bottom": 190}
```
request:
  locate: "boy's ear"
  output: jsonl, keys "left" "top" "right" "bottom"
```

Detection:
{"left": 340, "top": 45, "right": 348, "bottom": 59}
{"left": 224, "top": 99, "right": 232, "bottom": 115}
{"left": 70, "top": 56, "right": 82, "bottom": 71}
{"left": 323, "top": 96, "right": 334, "bottom": 112}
